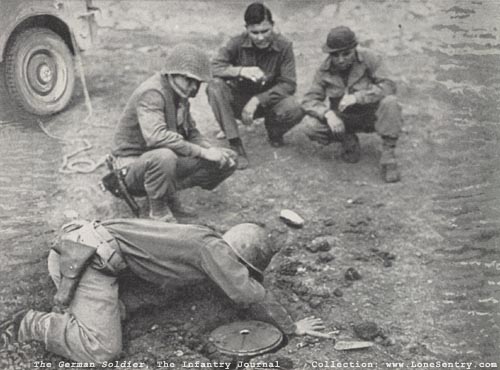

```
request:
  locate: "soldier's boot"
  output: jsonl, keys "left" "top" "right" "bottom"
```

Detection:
{"left": 167, "top": 193, "right": 197, "bottom": 218}
{"left": 149, "top": 198, "right": 177, "bottom": 223}
{"left": 380, "top": 136, "right": 401, "bottom": 183}
{"left": 340, "top": 133, "right": 361, "bottom": 163}
{"left": 229, "top": 138, "right": 249, "bottom": 170}
{"left": 0, "top": 309, "right": 29, "bottom": 348}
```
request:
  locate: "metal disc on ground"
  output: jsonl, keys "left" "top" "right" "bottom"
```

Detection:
{"left": 209, "top": 320, "right": 283, "bottom": 356}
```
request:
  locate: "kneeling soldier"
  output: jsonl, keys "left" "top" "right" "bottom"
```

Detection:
{"left": 0, "top": 219, "right": 329, "bottom": 364}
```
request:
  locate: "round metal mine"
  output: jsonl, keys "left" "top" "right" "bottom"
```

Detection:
{"left": 209, "top": 320, "right": 283, "bottom": 356}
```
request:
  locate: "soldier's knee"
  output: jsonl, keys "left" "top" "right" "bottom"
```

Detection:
{"left": 146, "top": 149, "right": 178, "bottom": 174}
{"left": 92, "top": 340, "right": 122, "bottom": 365}
{"left": 271, "top": 97, "right": 304, "bottom": 123}
{"left": 300, "top": 115, "right": 322, "bottom": 137}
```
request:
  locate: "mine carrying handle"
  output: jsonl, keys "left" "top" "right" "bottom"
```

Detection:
{"left": 105, "top": 155, "right": 140, "bottom": 217}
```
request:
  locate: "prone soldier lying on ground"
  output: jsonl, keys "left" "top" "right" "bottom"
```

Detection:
{"left": 0, "top": 219, "right": 330, "bottom": 364}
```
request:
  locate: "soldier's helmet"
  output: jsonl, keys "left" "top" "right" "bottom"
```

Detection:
{"left": 222, "top": 223, "right": 277, "bottom": 276}
{"left": 162, "top": 43, "right": 212, "bottom": 82}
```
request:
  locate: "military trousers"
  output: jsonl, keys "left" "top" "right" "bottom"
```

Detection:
{"left": 206, "top": 78, "right": 305, "bottom": 142}
{"left": 118, "top": 148, "right": 237, "bottom": 201}
{"left": 19, "top": 250, "right": 122, "bottom": 364}
{"left": 300, "top": 95, "right": 402, "bottom": 144}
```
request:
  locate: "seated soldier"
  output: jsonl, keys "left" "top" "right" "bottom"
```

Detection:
{"left": 0, "top": 220, "right": 330, "bottom": 364}
{"left": 206, "top": 2, "right": 304, "bottom": 169}
{"left": 112, "top": 43, "right": 237, "bottom": 222}
{"left": 300, "top": 26, "right": 403, "bottom": 183}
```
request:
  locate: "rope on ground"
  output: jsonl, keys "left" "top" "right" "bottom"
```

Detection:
{"left": 36, "top": 26, "right": 107, "bottom": 174}
{"left": 38, "top": 119, "right": 106, "bottom": 174}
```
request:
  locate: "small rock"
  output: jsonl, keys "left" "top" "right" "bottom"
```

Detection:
{"left": 383, "top": 260, "right": 393, "bottom": 268}
{"left": 306, "top": 236, "right": 336, "bottom": 253}
{"left": 382, "top": 337, "right": 396, "bottom": 346}
{"left": 323, "top": 218, "right": 335, "bottom": 226}
{"left": 345, "top": 267, "right": 362, "bottom": 281}
{"left": 309, "top": 297, "right": 322, "bottom": 308}
{"left": 279, "top": 209, "right": 305, "bottom": 228}
{"left": 333, "top": 288, "right": 343, "bottom": 297}
{"left": 278, "top": 259, "right": 302, "bottom": 276}
{"left": 353, "top": 321, "right": 381, "bottom": 340}
{"left": 150, "top": 324, "right": 159, "bottom": 331}
{"left": 175, "top": 350, "right": 184, "bottom": 356}
{"left": 297, "top": 266, "right": 307, "bottom": 273}
{"left": 292, "top": 281, "right": 310, "bottom": 297}
{"left": 317, "top": 252, "right": 335, "bottom": 263}
{"left": 312, "top": 287, "right": 331, "bottom": 298}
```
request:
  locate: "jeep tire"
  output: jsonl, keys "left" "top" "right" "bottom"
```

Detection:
{"left": 4, "top": 28, "right": 75, "bottom": 116}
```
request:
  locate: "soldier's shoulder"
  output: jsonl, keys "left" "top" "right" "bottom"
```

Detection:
{"left": 273, "top": 33, "right": 294, "bottom": 49}
{"left": 225, "top": 33, "right": 248, "bottom": 48}
{"left": 357, "top": 47, "right": 383, "bottom": 66}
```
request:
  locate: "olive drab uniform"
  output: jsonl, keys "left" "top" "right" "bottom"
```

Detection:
{"left": 112, "top": 73, "right": 237, "bottom": 205}
{"left": 17, "top": 219, "right": 295, "bottom": 364}
{"left": 300, "top": 47, "right": 403, "bottom": 182}
{"left": 206, "top": 32, "right": 304, "bottom": 146}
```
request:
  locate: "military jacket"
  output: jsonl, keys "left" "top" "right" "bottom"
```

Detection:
{"left": 302, "top": 48, "right": 397, "bottom": 119}
{"left": 112, "top": 73, "right": 210, "bottom": 157}
{"left": 212, "top": 32, "right": 297, "bottom": 108}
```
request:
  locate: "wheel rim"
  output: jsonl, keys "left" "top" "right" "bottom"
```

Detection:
{"left": 22, "top": 46, "right": 68, "bottom": 103}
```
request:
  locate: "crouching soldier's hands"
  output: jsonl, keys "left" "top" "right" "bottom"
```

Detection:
{"left": 201, "top": 147, "right": 235, "bottom": 168}
{"left": 294, "top": 316, "right": 332, "bottom": 338}
{"left": 241, "top": 96, "right": 260, "bottom": 126}
{"left": 325, "top": 110, "right": 345, "bottom": 135}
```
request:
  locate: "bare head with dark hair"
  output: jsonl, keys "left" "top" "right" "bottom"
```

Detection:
{"left": 244, "top": 2, "right": 274, "bottom": 26}
{"left": 244, "top": 2, "right": 275, "bottom": 49}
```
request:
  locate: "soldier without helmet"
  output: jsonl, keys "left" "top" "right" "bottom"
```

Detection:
{"left": 206, "top": 2, "right": 305, "bottom": 170}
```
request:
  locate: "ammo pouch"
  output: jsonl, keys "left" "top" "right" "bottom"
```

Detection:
{"left": 52, "top": 221, "right": 127, "bottom": 308}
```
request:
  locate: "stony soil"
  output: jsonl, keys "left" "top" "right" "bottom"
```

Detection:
{"left": 1, "top": 0, "right": 499, "bottom": 369}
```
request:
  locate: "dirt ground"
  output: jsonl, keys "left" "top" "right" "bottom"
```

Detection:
{"left": 1, "top": 0, "right": 500, "bottom": 369}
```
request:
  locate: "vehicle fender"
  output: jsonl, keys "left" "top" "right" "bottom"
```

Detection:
{"left": 0, "top": 2, "right": 95, "bottom": 62}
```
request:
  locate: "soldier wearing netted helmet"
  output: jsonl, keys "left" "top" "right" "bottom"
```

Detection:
{"left": 0, "top": 219, "right": 330, "bottom": 364}
{"left": 112, "top": 43, "right": 237, "bottom": 222}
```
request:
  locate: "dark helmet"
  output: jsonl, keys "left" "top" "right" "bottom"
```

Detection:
{"left": 222, "top": 223, "right": 276, "bottom": 275}
{"left": 162, "top": 43, "right": 212, "bottom": 82}
{"left": 322, "top": 26, "right": 358, "bottom": 53}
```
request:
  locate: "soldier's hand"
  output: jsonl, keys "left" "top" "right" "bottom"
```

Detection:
{"left": 294, "top": 316, "right": 331, "bottom": 338}
{"left": 325, "top": 110, "right": 345, "bottom": 134}
{"left": 338, "top": 94, "right": 357, "bottom": 112}
{"left": 239, "top": 66, "right": 265, "bottom": 83}
{"left": 241, "top": 97, "right": 260, "bottom": 126}
{"left": 201, "top": 147, "right": 232, "bottom": 168}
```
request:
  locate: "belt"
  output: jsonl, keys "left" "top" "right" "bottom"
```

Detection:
{"left": 92, "top": 222, "right": 128, "bottom": 276}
